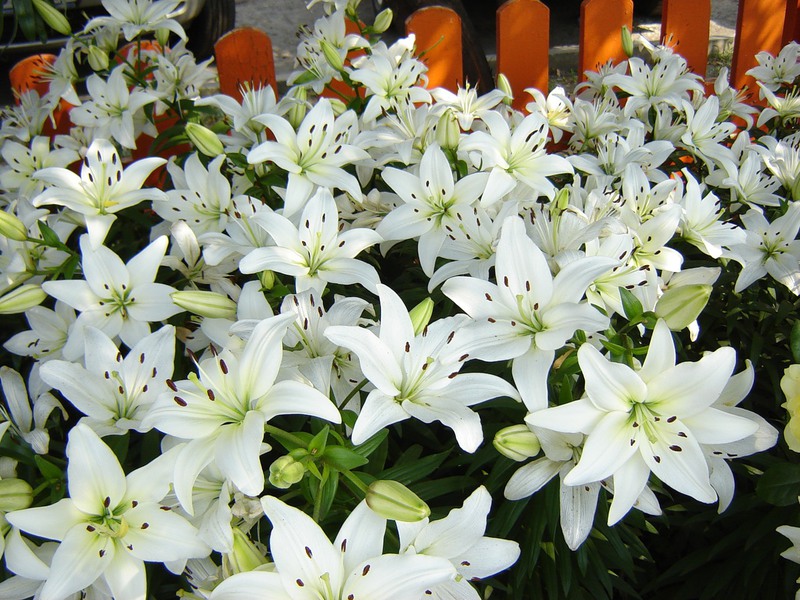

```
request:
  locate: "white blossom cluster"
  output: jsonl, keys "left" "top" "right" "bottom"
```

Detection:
{"left": 0, "top": 0, "right": 798, "bottom": 597}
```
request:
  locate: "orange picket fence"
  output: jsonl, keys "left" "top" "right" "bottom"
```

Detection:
{"left": 214, "top": 0, "right": 800, "bottom": 111}
{"left": 9, "top": 0, "right": 800, "bottom": 114}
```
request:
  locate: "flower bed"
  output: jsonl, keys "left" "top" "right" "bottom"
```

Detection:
{"left": 1, "top": 0, "right": 800, "bottom": 598}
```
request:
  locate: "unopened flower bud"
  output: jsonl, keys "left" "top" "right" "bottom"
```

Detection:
{"left": 185, "top": 123, "right": 224, "bottom": 157}
{"left": 554, "top": 187, "right": 570, "bottom": 212}
{"left": 372, "top": 8, "right": 393, "bottom": 33}
{"left": 320, "top": 39, "right": 345, "bottom": 72}
{"left": 0, "top": 210, "right": 28, "bottom": 242}
{"left": 496, "top": 73, "right": 514, "bottom": 105}
{"left": 31, "top": 0, "right": 71, "bottom": 36}
{"left": 436, "top": 110, "right": 460, "bottom": 151}
{"left": 269, "top": 455, "right": 306, "bottom": 489}
{"left": 782, "top": 364, "right": 800, "bottom": 452}
{"left": 171, "top": 290, "right": 237, "bottom": 319}
{"left": 86, "top": 45, "right": 110, "bottom": 71}
{"left": 366, "top": 480, "right": 430, "bottom": 522}
{"left": 0, "top": 478, "right": 34, "bottom": 512}
{"left": 329, "top": 98, "right": 348, "bottom": 116}
{"left": 287, "top": 87, "right": 308, "bottom": 129}
{"left": 227, "top": 528, "right": 268, "bottom": 574}
{"left": 493, "top": 424, "right": 541, "bottom": 461}
{"left": 156, "top": 28, "right": 171, "bottom": 49}
{"left": 258, "top": 270, "right": 275, "bottom": 290}
{"left": 621, "top": 25, "right": 634, "bottom": 58}
{"left": 654, "top": 284, "right": 712, "bottom": 331}
{"left": 408, "top": 297, "right": 434, "bottom": 336}
{"left": 0, "top": 285, "right": 46, "bottom": 315}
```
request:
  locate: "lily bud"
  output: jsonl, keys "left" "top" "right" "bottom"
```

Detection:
{"left": 0, "top": 285, "right": 46, "bottom": 315}
{"left": 185, "top": 123, "right": 224, "bottom": 157}
{"left": 269, "top": 455, "right": 306, "bottom": 489}
{"left": 493, "top": 424, "right": 541, "bottom": 461}
{"left": 258, "top": 270, "right": 275, "bottom": 290}
{"left": 0, "top": 478, "right": 34, "bottom": 512}
{"left": 372, "top": 8, "right": 393, "bottom": 33}
{"left": 366, "top": 480, "right": 430, "bottom": 522}
{"left": 86, "top": 45, "right": 110, "bottom": 71}
{"left": 320, "top": 39, "right": 345, "bottom": 72}
{"left": 791, "top": 176, "right": 800, "bottom": 202}
{"left": 436, "top": 110, "right": 460, "bottom": 151}
{"left": 496, "top": 73, "right": 514, "bottom": 105}
{"left": 156, "top": 28, "right": 171, "bottom": 49}
{"left": 654, "top": 284, "right": 712, "bottom": 331}
{"left": 31, "top": 0, "right": 71, "bottom": 36}
{"left": 783, "top": 365, "right": 800, "bottom": 452}
{"left": 329, "top": 98, "right": 348, "bottom": 116}
{"left": 171, "top": 290, "right": 237, "bottom": 319}
{"left": 287, "top": 87, "right": 308, "bottom": 129}
{"left": 0, "top": 210, "right": 28, "bottom": 242}
{"left": 554, "top": 187, "right": 570, "bottom": 212}
{"left": 227, "top": 528, "right": 268, "bottom": 574}
{"left": 621, "top": 25, "right": 634, "bottom": 58}
{"left": 408, "top": 297, "right": 434, "bottom": 336}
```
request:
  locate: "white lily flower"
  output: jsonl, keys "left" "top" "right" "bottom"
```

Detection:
{"left": 38, "top": 324, "right": 175, "bottom": 436}
{"left": 679, "top": 96, "right": 737, "bottom": 174}
{"left": 6, "top": 424, "right": 209, "bottom": 600}
{"left": 248, "top": 99, "right": 369, "bottom": 217}
{"left": 142, "top": 314, "right": 341, "bottom": 513}
{"left": 729, "top": 201, "right": 800, "bottom": 295}
{"left": 397, "top": 486, "right": 520, "bottom": 599}
{"left": 442, "top": 216, "right": 616, "bottom": 411}
{"left": 0, "top": 136, "right": 79, "bottom": 201}
{"left": 528, "top": 320, "right": 759, "bottom": 522}
{"left": 208, "top": 496, "right": 456, "bottom": 600}
{"left": 430, "top": 85, "right": 506, "bottom": 131}
{"left": 154, "top": 154, "right": 233, "bottom": 234}
{"left": 350, "top": 37, "right": 431, "bottom": 124}
{"left": 461, "top": 111, "right": 573, "bottom": 206}
{"left": 69, "top": 66, "right": 158, "bottom": 150}
{"left": 746, "top": 42, "right": 800, "bottom": 92}
{"left": 377, "top": 143, "right": 487, "bottom": 276}
{"left": 42, "top": 234, "right": 180, "bottom": 360}
{"left": 0, "top": 366, "right": 66, "bottom": 455}
{"left": 32, "top": 139, "right": 167, "bottom": 248}
{"left": 678, "top": 171, "right": 746, "bottom": 258}
{"left": 85, "top": 0, "right": 187, "bottom": 41}
{"left": 240, "top": 187, "right": 382, "bottom": 293}
{"left": 3, "top": 301, "right": 75, "bottom": 362}
{"left": 326, "top": 284, "right": 519, "bottom": 452}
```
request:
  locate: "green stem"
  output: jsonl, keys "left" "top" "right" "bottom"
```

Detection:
{"left": 341, "top": 468, "right": 369, "bottom": 495}
{"left": 264, "top": 424, "right": 308, "bottom": 448}
{"left": 338, "top": 378, "right": 368, "bottom": 410}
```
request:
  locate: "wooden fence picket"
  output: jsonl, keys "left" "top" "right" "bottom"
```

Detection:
{"left": 578, "top": 0, "right": 633, "bottom": 79}
{"left": 731, "top": 0, "right": 788, "bottom": 94}
{"left": 496, "top": 0, "right": 549, "bottom": 110}
{"left": 406, "top": 6, "right": 463, "bottom": 91}
{"left": 214, "top": 27, "right": 277, "bottom": 102}
{"left": 661, "top": 0, "right": 712, "bottom": 76}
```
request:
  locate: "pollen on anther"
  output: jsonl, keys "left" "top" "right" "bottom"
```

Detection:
{"left": 219, "top": 359, "right": 229, "bottom": 374}
{"left": 362, "top": 565, "right": 371, "bottom": 576}
{"left": 296, "top": 579, "right": 305, "bottom": 587}
{"left": 305, "top": 546, "right": 313, "bottom": 558}
{"left": 141, "top": 523, "right": 149, "bottom": 529}
{"left": 174, "top": 396, "right": 188, "bottom": 406}
{"left": 669, "top": 445, "right": 682, "bottom": 452}
{"left": 103, "top": 496, "right": 111, "bottom": 508}
{"left": 341, "top": 539, "right": 347, "bottom": 552}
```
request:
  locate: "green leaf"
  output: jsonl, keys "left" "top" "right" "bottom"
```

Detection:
{"left": 38, "top": 221, "right": 65, "bottom": 250}
{"left": 11, "top": 0, "right": 41, "bottom": 41}
{"left": 323, "top": 446, "right": 369, "bottom": 471}
{"left": 307, "top": 426, "right": 328, "bottom": 457}
{"left": 791, "top": 320, "right": 800, "bottom": 363}
{"left": 34, "top": 455, "right": 62, "bottom": 481}
{"left": 379, "top": 449, "right": 449, "bottom": 485}
{"left": 756, "top": 462, "right": 800, "bottom": 506}
{"left": 350, "top": 429, "right": 388, "bottom": 458}
{"left": 619, "top": 287, "right": 644, "bottom": 320}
